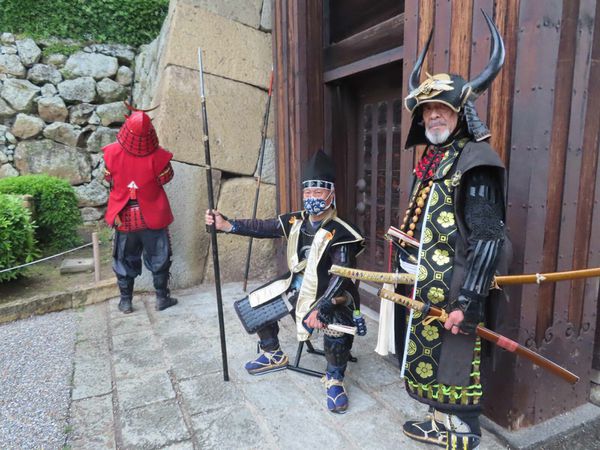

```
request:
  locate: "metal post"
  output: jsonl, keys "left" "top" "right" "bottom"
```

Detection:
{"left": 198, "top": 48, "right": 229, "bottom": 381}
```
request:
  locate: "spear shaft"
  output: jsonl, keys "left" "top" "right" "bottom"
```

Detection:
{"left": 242, "top": 70, "right": 274, "bottom": 292}
{"left": 198, "top": 49, "right": 229, "bottom": 381}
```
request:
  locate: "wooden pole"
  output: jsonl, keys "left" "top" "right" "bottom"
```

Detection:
{"left": 92, "top": 232, "right": 100, "bottom": 282}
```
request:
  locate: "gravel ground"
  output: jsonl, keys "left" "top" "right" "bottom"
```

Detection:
{"left": 0, "top": 310, "right": 77, "bottom": 449}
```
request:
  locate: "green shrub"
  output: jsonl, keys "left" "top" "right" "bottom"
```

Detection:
{"left": 42, "top": 42, "right": 82, "bottom": 58}
{"left": 0, "top": 194, "right": 39, "bottom": 282}
{"left": 0, "top": 0, "right": 169, "bottom": 47}
{"left": 0, "top": 175, "right": 82, "bottom": 253}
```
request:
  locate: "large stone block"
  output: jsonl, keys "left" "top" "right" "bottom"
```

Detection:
{"left": 0, "top": 97, "right": 15, "bottom": 119}
{"left": 14, "top": 139, "right": 91, "bottom": 185}
{"left": 63, "top": 52, "right": 118, "bottom": 80}
{"left": 27, "top": 63, "right": 62, "bottom": 85}
{"left": 178, "top": 0, "right": 263, "bottom": 29}
{"left": 203, "top": 177, "right": 278, "bottom": 283}
{"left": 11, "top": 113, "right": 45, "bottom": 139}
{"left": 86, "top": 127, "right": 118, "bottom": 153}
{"left": 43, "top": 122, "right": 82, "bottom": 147}
{"left": 1, "top": 79, "right": 40, "bottom": 112}
{"left": 0, "top": 163, "right": 18, "bottom": 178}
{"left": 37, "top": 96, "right": 68, "bottom": 122}
{"left": 15, "top": 38, "right": 41, "bottom": 66}
{"left": 0, "top": 54, "right": 26, "bottom": 77}
{"left": 136, "top": 161, "right": 221, "bottom": 290}
{"left": 163, "top": 3, "right": 271, "bottom": 89}
{"left": 96, "top": 102, "right": 127, "bottom": 126}
{"left": 58, "top": 77, "right": 97, "bottom": 103}
{"left": 154, "top": 66, "right": 264, "bottom": 175}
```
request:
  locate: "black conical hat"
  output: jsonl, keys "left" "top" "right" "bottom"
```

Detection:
{"left": 302, "top": 149, "right": 335, "bottom": 184}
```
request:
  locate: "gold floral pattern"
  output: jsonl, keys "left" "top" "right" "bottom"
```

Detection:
{"left": 437, "top": 211, "right": 455, "bottom": 228}
{"left": 432, "top": 249, "right": 450, "bottom": 266}
{"left": 427, "top": 287, "right": 445, "bottom": 303}
{"left": 418, "top": 265, "right": 428, "bottom": 282}
{"left": 416, "top": 362, "right": 433, "bottom": 378}
{"left": 407, "top": 340, "right": 417, "bottom": 356}
{"left": 422, "top": 325, "right": 439, "bottom": 342}
{"left": 423, "top": 228, "right": 433, "bottom": 244}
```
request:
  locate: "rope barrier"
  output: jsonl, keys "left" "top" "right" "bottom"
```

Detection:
{"left": 0, "top": 242, "right": 96, "bottom": 274}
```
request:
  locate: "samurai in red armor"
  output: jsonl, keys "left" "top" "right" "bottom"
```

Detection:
{"left": 103, "top": 104, "right": 178, "bottom": 313}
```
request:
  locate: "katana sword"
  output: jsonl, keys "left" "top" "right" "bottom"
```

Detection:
{"left": 329, "top": 264, "right": 415, "bottom": 285}
{"left": 378, "top": 288, "right": 579, "bottom": 384}
{"left": 198, "top": 48, "right": 229, "bottom": 382}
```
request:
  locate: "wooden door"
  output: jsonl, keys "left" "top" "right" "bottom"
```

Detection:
{"left": 331, "top": 63, "right": 404, "bottom": 275}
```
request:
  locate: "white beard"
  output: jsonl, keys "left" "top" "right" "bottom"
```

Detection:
{"left": 425, "top": 127, "right": 451, "bottom": 145}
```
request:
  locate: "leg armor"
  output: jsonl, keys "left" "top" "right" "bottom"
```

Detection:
{"left": 256, "top": 322, "right": 280, "bottom": 352}
{"left": 323, "top": 333, "right": 354, "bottom": 414}
{"left": 117, "top": 274, "right": 134, "bottom": 314}
{"left": 138, "top": 228, "right": 177, "bottom": 311}
{"left": 323, "top": 333, "right": 353, "bottom": 379}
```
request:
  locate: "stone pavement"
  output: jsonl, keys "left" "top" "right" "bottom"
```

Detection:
{"left": 66, "top": 282, "right": 508, "bottom": 449}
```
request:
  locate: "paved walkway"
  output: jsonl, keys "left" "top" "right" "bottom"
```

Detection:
{"left": 2, "top": 282, "right": 509, "bottom": 449}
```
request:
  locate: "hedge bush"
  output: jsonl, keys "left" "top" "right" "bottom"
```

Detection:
{"left": 0, "top": 175, "right": 82, "bottom": 253}
{"left": 0, "top": 0, "right": 169, "bottom": 47}
{"left": 0, "top": 194, "right": 39, "bottom": 282}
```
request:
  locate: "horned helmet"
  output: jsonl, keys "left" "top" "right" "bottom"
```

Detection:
{"left": 404, "top": 10, "right": 505, "bottom": 148}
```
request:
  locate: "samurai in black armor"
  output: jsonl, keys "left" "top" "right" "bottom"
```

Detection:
{"left": 205, "top": 150, "right": 365, "bottom": 414}
{"left": 378, "top": 11, "right": 512, "bottom": 450}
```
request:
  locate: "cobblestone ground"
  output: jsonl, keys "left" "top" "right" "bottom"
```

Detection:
{"left": 2, "top": 282, "right": 509, "bottom": 449}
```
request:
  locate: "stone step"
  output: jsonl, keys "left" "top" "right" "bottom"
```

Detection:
{"left": 60, "top": 258, "right": 94, "bottom": 274}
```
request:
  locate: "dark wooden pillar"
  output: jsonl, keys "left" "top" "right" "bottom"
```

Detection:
{"left": 273, "top": 0, "right": 324, "bottom": 213}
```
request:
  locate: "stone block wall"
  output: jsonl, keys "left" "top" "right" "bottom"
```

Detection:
{"left": 0, "top": 33, "right": 136, "bottom": 223}
{"left": 133, "top": 0, "right": 277, "bottom": 289}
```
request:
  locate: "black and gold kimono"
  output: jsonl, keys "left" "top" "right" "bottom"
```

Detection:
{"left": 395, "top": 136, "right": 509, "bottom": 413}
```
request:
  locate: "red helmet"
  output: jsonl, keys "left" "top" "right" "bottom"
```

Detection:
{"left": 117, "top": 104, "right": 160, "bottom": 156}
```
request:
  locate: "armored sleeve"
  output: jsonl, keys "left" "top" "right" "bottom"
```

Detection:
{"left": 454, "top": 166, "right": 505, "bottom": 332}
{"left": 228, "top": 218, "right": 285, "bottom": 239}
{"left": 157, "top": 162, "right": 174, "bottom": 185}
{"left": 317, "top": 244, "right": 359, "bottom": 325}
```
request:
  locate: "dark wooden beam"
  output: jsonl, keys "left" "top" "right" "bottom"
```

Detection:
{"left": 323, "top": 47, "right": 404, "bottom": 83}
{"left": 324, "top": 13, "right": 404, "bottom": 71}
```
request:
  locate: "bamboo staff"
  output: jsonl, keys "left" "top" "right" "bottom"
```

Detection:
{"left": 378, "top": 288, "right": 579, "bottom": 384}
{"left": 494, "top": 267, "right": 600, "bottom": 285}
{"left": 198, "top": 49, "right": 229, "bottom": 381}
{"left": 330, "top": 265, "right": 600, "bottom": 287}
{"left": 242, "top": 69, "right": 274, "bottom": 292}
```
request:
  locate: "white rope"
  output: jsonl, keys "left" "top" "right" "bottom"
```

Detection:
{"left": 0, "top": 242, "right": 94, "bottom": 274}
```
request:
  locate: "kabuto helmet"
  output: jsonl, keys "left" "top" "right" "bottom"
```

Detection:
{"left": 404, "top": 10, "right": 505, "bottom": 148}
{"left": 117, "top": 102, "right": 160, "bottom": 156}
{"left": 302, "top": 149, "right": 336, "bottom": 190}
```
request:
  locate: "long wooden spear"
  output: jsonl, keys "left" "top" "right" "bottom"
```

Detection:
{"left": 378, "top": 288, "right": 579, "bottom": 384}
{"left": 242, "top": 69, "right": 274, "bottom": 292}
{"left": 198, "top": 49, "right": 229, "bottom": 381}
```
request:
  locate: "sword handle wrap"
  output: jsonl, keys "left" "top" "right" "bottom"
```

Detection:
{"left": 329, "top": 265, "right": 415, "bottom": 285}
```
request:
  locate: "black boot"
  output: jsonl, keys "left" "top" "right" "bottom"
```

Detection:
{"left": 117, "top": 275, "right": 134, "bottom": 314}
{"left": 153, "top": 271, "right": 178, "bottom": 311}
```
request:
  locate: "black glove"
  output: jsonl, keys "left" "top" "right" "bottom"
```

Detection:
{"left": 452, "top": 289, "right": 485, "bottom": 334}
